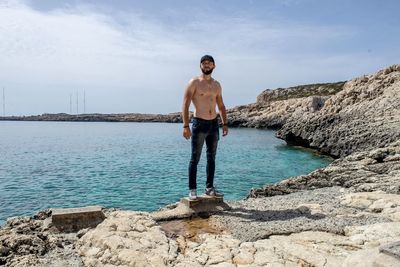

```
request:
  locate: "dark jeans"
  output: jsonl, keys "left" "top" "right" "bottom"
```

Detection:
{"left": 188, "top": 117, "right": 220, "bottom": 190}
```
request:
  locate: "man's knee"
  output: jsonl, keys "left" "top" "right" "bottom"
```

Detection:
{"left": 206, "top": 151, "right": 216, "bottom": 161}
{"left": 190, "top": 154, "right": 201, "bottom": 164}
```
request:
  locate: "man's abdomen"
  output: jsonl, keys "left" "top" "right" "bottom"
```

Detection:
{"left": 192, "top": 99, "right": 218, "bottom": 120}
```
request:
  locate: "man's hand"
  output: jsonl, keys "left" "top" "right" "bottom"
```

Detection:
{"left": 222, "top": 125, "right": 229, "bottom": 136}
{"left": 183, "top": 127, "right": 192, "bottom": 140}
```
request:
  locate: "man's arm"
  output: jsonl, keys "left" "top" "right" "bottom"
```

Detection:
{"left": 182, "top": 79, "right": 196, "bottom": 139}
{"left": 216, "top": 82, "right": 228, "bottom": 136}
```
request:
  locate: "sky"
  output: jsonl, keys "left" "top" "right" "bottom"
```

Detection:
{"left": 0, "top": 0, "right": 399, "bottom": 115}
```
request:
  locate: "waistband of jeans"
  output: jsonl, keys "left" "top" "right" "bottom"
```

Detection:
{"left": 192, "top": 117, "right": 218, "bottom": 123}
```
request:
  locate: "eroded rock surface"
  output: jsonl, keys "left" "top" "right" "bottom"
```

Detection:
{"left": 76, "top": 192, "right": 400, "bottom": 267}
{"left": 77, "top": 211, "right": 178, "bottom": 266}
{"left": 250, "top": 140, "right": 400, "bottom": 198}
{"left": 276, "top": 64, "right": 400, "bottom": 157}
{"left": 228, "top": 65, "right": 400, "bottom": 158}
{"left": 227, "top": 82, "right": 345, "bottom": 129}
{"left": 0, "top": 210, "right": 82, "bottom": 267}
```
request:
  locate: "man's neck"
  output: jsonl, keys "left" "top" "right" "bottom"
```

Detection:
{"left": 201, "top": 74, "right": 212, "bottom": 80}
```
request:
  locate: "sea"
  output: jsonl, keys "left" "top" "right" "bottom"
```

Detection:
{"left": 0, "top": 121, "right": 333, "bottom": 225}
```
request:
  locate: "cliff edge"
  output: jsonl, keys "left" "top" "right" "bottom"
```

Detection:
{"left": 276, "top": 65, "right": 400, "bottom": 158}
{"left": 228, "top": 81, "right": 345, "bottom": 129}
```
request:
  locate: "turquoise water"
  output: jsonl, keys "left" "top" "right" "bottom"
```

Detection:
{"left": 0, "top": 121, "right": 332, "bottom": 225}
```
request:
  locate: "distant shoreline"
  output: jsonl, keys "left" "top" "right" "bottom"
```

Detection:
{"left": 0, "top": 112, "right": 184, "bottom": 123}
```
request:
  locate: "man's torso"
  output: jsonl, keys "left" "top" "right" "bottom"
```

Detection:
{"left": 191, "top": 77, "right": 219, "bottom": 120}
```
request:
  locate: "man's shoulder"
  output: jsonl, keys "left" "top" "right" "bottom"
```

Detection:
{"left": 187, "top": 77, "right": 200, "bottom": 87}
{"left": 212, "top": 79, "right": 222, "bottom": 90}
{"left": 190, "top": 76, "right": 201, "bottom": 83}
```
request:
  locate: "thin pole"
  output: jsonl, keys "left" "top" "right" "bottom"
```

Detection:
{"left": 69, "top": 93, "right": 72, "bottom": 114}
{"left": 83, "top": 89, "right": 86, "bottom": 114}
{"left": 76, "top": 91, "right": 79, "bottom": 114}
{"left": 2, "top": 87, "right": 5, "bottom": 117}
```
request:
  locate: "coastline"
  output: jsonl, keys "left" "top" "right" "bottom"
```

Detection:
{"left": 0, "top": 112, "right": 183, "bottom": 123}
{"left": 1, "top": 65, "right": 399, "bottom": 266}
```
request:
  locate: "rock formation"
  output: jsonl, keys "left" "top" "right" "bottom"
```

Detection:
{"left": 242, "top": 65, "right": 400, "bottom": 265}
{"left": 227, "top": 82, "right": 345, "bottom": 129}
{"left": 276, "top": 65, "right": 400, "bottom": 157}
{"left": 256, "top": 81, "right": 345, "bottom": 103}
{"left": 228, "top": 66, "right": 400, "bottom": 158}
{"left": 0, "top": 210, "right": 82, "bottom": 266}
{"left": 249, "top": 140, "right": 400, "bottom": 198}
{"left": 77, "top": 188, "right": 400, "bottom": 266}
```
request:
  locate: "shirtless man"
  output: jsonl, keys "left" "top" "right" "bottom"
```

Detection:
{"left": 182, "top": 55, "right": 228, "bottom": 200}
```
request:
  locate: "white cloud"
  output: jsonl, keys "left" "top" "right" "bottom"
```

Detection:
{"left": 0, "top": 0, "right": 392, "bottom": 115}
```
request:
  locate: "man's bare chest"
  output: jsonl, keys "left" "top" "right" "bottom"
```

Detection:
{"left": 195, "top": 82, "right": 217, "bottom": 98}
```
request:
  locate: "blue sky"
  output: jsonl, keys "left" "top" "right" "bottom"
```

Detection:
{"left": 0, "top": 0, "right": 399, "bottom": 115}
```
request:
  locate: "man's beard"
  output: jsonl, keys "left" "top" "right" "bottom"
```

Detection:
{"left": 201, "top": 68, "right": 213, "bottom": 75}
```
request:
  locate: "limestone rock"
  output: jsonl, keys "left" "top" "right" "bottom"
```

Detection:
{"left": 0, "top": 210, "right": 82, "bottom": 266}
{"left": 227, "top": 81, "right": 344, "bottom": 129}
{"left": 229, "top": 65, "right": 400, "bottom": 157}
{"left": 249, "top": 141, "right": 400, "bottom": 198}
{"left": 276, "top": 64, "right": 400, "bottom": 158}
{"left": 342, "top": 247, "right": 400, "bottom": 267}
{"left": 227, "top": 95, "right": 331, "bottom": 129}
{"left": 256, "top": 82, "right": 345, "bottom": 103}
{"left": 77, "top": 211, "right": 178, "bottom": 267}
{"left": 340, "top": 191, "right": 400, "bottom": 221}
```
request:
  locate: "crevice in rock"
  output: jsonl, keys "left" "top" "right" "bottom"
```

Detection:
{"left": 283, "top": 132, "right": 311, "bottom": 148}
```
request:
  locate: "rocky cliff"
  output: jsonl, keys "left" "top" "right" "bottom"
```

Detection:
{"left": 245, "top": 65, "right": 400, "bottom": 196}
{"left": 256, "top": 81, "right": 345, "bottom": 103}
{"left": 228, "top": 65, "right": 400, "bottom": 158}
{"left": 276, "top": 65, "right": 400, "bottom": 158}
{"left": 227, "top": 82, "right": 345, "bottom": 129}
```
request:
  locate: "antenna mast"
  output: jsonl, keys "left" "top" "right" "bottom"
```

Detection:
{"left": 2, "top": 87, "right": 5, "bottom": 117}
{"left": 69, "top": 93, "right": 72, "bottom": 114}
{"left": 83, "top": 89, "right": 86, "bottom": 114}
{"left": 76, "top": 91, "right": 79, "bottom": 114}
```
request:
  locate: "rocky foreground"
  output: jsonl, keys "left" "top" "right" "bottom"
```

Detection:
{"left": 1, "top": 65, "right": 400, "bottom": 266}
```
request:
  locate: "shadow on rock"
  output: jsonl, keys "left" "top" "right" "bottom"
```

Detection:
{"left": 223, "top": 206, "right": 326, "bottom": 222}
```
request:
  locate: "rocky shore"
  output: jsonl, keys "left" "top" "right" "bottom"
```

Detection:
{"left": 276, "top": 65, "right": 400, "bottom": 158}
{"left": 1, "top": 65, "right": 399, "bottom": 266}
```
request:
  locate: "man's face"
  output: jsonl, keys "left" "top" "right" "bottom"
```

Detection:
{"left": 200, "top": 60, "right": 215, "bottom": 75}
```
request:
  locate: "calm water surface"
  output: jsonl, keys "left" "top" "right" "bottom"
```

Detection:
{"left": 0, "top": 121, "right": 332, "bottom": 225}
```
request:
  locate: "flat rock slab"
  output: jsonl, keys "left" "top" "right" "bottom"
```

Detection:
{"left": 152, "top": 196, "right": 230, "bottom": 221}
{"left": 51, "top": 206, "right": 105, "bottom": 232}
{"left": 181, "top": 195, "right": 224, "bottom": 208}
{"left": 380, "top": 241, "right": 400, "bottom": 260}
{"left": 181, "top": 196, "right": 230, "bottom": 214}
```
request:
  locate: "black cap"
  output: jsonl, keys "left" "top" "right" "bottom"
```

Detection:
{"left": 200, "top": 55, "right": 215, "bottom": 64}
